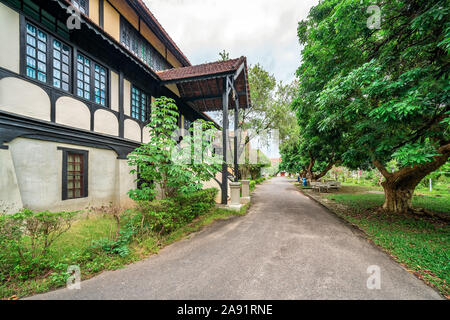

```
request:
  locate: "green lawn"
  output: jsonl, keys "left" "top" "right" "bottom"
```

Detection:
{"left": 325, "top": 193, "right": 450, "bottom": 214}
{"left": 341, "top": 181, "right": 450, "bottom": 198}
{"left": 0, "top": 205, "right": 249, "bottom": 300}
{"left": 308, "top": 187, "right": 450, "bottom": 297}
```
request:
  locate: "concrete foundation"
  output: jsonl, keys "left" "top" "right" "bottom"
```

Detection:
{"left": 241, "top": 180, "right": 250, "bottom": 204}
{"left": 228, "top": 182, "right": 242, "bottom": 211}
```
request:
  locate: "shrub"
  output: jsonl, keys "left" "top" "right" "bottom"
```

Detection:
{"left": 0, "top": 209, "right": 76, "bottom": 280}
{"left": 91, "top": 188, "right": 218, "bottom": 257}
{"left": 255, "top": 177, "right": 265, "bottom": 184}
{"left": 132, "top": 188, "right": 218, "bottom": 236}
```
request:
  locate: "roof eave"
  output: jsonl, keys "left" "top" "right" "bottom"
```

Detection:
{"left": 159, "top": 70, "right": 236, "bottom": 85}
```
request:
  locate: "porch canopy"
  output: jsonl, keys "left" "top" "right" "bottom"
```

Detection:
{"left": 158, "top": 57, "right": 251, "bottom": 204}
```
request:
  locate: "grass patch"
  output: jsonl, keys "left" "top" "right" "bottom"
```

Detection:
{"left": 299, "top": 185, "right": 449, "bottom": 297}
{"left": 325, "top": 193, "right": 450, "bottom": 214}
{"left": 0, "top": 204, "right": 250, "bottom": 300}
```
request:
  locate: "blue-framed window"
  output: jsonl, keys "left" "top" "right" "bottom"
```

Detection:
{"left": 94, "top": 64, "right": 107, "bottom": 106}
{"left": 76, "top": 53, "right": 91, "bottom": 100}
{"left": 25, "top": 23, "right": 47, "bottom": 83}
{"left": 25, "top": 21, "right": 72, "bottom": 92}
{"left": 53, "top": 39, "right": 71, "bottom": 91}
{"left": 131, "top": 86, "right": 151, "bottom": 122}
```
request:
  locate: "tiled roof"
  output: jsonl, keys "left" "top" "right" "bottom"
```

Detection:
{"left": 157, "top": 57, "right": 251, "bottom": 112}
{"left": 157, "top": 57, "right": 246, "bottom": 82}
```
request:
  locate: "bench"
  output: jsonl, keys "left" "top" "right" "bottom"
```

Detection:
{"left": 310, "top": 181, "right": 341, "bottom": 192}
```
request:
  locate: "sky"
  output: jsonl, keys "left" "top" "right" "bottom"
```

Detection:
{"left": 144, "top": 0, "right": 319, "bottom": 83}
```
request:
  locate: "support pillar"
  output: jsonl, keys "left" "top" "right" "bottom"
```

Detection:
{"left": 234, "top": 91, "right": 239, "bottom": 182}
{"left": 221, "top": 76, "right": 230, "bottom": 205}
{"left": 241, "top": 180, "right": 250, "bottom": 204}
{"left": 229, "top": 182, "right": 242, "bottom": 211}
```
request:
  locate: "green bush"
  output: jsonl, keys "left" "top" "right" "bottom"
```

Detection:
{"left": 249, "top": 180, "right": 256, "bottom": 191}
{"left": 91, "top": 188, "right": 218, "bottom": 257}
{"left": 135, "top": 188, "right": 218, "bottom": 235}
{"left": 0, "top": 209, "right": 76, "bottom": 281}
{"left": 254, "top": 177, "right": 265, "bottom": 184}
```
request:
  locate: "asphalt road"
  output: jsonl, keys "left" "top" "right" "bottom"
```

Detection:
{"left": 28, "top": 177, "right": 442, "bottom": 300}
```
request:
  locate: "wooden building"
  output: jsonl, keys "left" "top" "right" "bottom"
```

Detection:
{"left": 0, "top": 0, "right": 250, "bottom": 213}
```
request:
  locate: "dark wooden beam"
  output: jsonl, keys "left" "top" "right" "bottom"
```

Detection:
{"left": 161, "top": 71, "right": 235, "bottom": 85}
{"left": 183, "top": 91, "right": 247, "bottom": 102}
{"left": 234, "top": 83, "right": 240, "bottom": 182}
{"left": 221, "top": 76, "right": 230, "bottom": 205}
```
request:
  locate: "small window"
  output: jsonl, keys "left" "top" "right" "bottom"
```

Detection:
{"left": 131, "top": 86, "right": 151, "bottom": 122}
{"left": 60, "top": 148, "right": 88, "bottom": 200}
{"left": 25, "top": 23, "right": 47, "bottom": 83}
{"left": 72, "top": 0, "right": 88, "bottom": 15}
{"left": 52, "top": 39, "right": 71, "bottom": 91}
{"left": 76, "top": 53, "right": 108, "bottom": 106}
{"left": 76, "top": 53, "right": 91, "bottom": 100}
{"left": 94, "top": 64, "right": 107, "bottom": 106}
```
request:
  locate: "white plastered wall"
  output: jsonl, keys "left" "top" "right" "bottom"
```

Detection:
{"left": 124, "top": 118, "right": 141, "bottom": 142}
{"left": 5, "top": 138, "right": 136, "bottom": 213}
{"left": 0, "top": 77, "right": 51, "bottom": 121}
{"left": 0, "top": 148, "right": 23, "bottom": 213}
{"left": 94, "top": 109, "right": 119, "bottom": 136}
{"left": 0, "top": 2, "right": 20, "bottom": 73}
{"left": 55, "top": 97, "right": 91, "bottom": 131}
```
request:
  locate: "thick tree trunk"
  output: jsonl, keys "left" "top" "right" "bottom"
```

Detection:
{"left": 373, "top": 143, "right": 450, "bottom": 214}
{"left": 306, "top": 154, "right": 316, "bottom": 182}
{"left": 381, "top": 181, "right": 415, "bottom": 213}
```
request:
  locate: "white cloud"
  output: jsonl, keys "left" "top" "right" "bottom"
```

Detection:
{"left": 144, "top": 0, "right": 318, "bottom": 82}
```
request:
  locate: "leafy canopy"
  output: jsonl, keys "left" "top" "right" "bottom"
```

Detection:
{"left": 294, "top": 0, "right": 449, "bottom": 171}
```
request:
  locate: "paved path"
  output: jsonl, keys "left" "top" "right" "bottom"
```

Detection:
{"left": 29, "top": 177, "right": 442, "bottom": 300}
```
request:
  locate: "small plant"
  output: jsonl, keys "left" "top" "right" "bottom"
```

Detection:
{"left": 95, "top": 203, "right": 125, "bottom": 240}
{"left": 1, "top": 210, "right": 76, "bottom": 259}
{"left": 128, "top": 97, "right": 220, "bottom": 201}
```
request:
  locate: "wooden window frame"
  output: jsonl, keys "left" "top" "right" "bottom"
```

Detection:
{"left": 76, "top": 51, "right": 109, "bottom": 107}
{"left": 130, "top": 84, "right": 151, "bottom": 123}
{"left": 59, "top": 147, "right": 89, "bottom": 201}
{"left": 22, "top": 20, "right": 73, "bottom": 93}
{"left": 18, "top": 6, "right": 113, "bottom": 110}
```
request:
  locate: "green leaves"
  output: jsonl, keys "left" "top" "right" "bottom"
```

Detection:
{"left": 392, "top": 141, "right": 441, "bottom": 167}
{"left": 128, "top": 97, "right": 221, "bottom": 201}
{"left": 292, "top": 0, "right": 449, "bottom": 173}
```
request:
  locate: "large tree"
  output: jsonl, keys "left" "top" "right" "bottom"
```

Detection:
{"left": 295, "top": 0, "right": 449, "bottom": 213}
